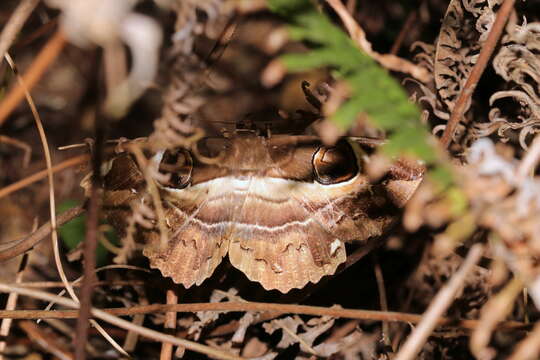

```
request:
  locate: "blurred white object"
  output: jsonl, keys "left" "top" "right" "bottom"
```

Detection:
{"left": 46, "top": 0, "right": 162, "bottom": 116}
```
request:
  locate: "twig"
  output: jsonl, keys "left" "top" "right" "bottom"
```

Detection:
{"left": 43, "top": 318, "right": 98, "bottom": 355}
{"left": 516, "top": 134, "right": 540, "bottom": 182}
{"left": 373, "top": 254, "right": 391, "bottom": 348}
{"left": 0, "top": 295, "right": 526, "bottom": 331}
{"left": 0, "top": 29, "right": 66, "bottom": 126}
{"left": 345, "top": 0, "right": 356, "bottom": 14}
{"left": 123, "top": 288, "right": 148, "bottom": 352}
{"left": 15, "top": 18, "right": 58, "bottom": 49}
{"left": 0, "top": 205, "right": 85, "bottom": 262}
{"left": 0, "top": 154, "right": 89, "bottom": 200}
{"left": 42, "top": 264, "right": 150, "bottom": 314}
{"left": 74, "top": 152, "right": 102, "bottom": 359}
{"left": 0, "top": 0, "right": 40, "bottom": 61}
{"left": 160, "top": 288, "right": 180, "bottom": 360}
{"left": 0, "top": 304, "right": 523, "bottom": 329}
{"left": 7, "top": 280, "right": 146, "bottom": 289}
{"left": 0, "top": 135, "right": 31, "bottom": 167}
{"left": 20, "top": 321, "right": 75, "bottom": 360}
{"left": 0, "top": 283, "right": 246, "bottom": 360}
{"left": 390, "top": 9, "right": 418, "bottom": 55}
{"left": 471, "top": 277, "right": 524, "bottom": 359}
{"left": 4, "top": 52, "right": 122, "bottom": 356}
{"left": 128, "top": 144, "right": 168, "bottom": 249}
{"left": 394, "top": 244, "right": 484, "bottom": 360}
{"left": 0, "top": 253, "right": 29, "bottom": 360}
{"left": 279, "top": 318, "right": 317, "bottom": 355}
{"left": 440, "top": 0, "right": 516, "bottom": 148}
{"left": 39, "top": 266, "right": 141, "bottom": 357}
{"left": 4, "top": 53, "right": 78, "bottom": 305}
{"left": 508, "top": 320, "right": 540, "bottom": 360}
{"left": 325, "top": 0, "right": 430, "bottom": 83}
{"left": 209, "top": 312, "right": 280, "bottom": 338}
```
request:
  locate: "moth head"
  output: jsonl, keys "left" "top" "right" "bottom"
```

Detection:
{"left": 156, "top": 148, "right": 193, "bottom": 189}
{"left": 312, "top": 140, "right": 360, "bottom": 185}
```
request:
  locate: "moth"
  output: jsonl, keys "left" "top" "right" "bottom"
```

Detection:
{"left": 97, "top": 133, "right": 423, "bottom": 293}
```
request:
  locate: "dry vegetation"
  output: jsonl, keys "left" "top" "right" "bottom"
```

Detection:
{"left": 1, "top": 0, "right": 540, "bottom": 359}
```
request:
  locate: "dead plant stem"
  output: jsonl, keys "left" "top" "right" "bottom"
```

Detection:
{"left": 0, "top": 206, "right": 85, "bottom": 261}
{"left": 0, "top": 154, "right": 89, "bottom": 200}
{"left": 160, "top": 288, "right": 180, "bottom": 360}
{"left": 0, "top": 292, "right": 527, "bottom": 332}
{"left": 0, "top": 253, "right": 28, "bottom": 360}
{"left": 4, "top": 52, "right": 79, "bottom": 304}
{"left": 394, "top": 244, "right": 485, "bottom": 360}
{"left": 74, "top": 182, "right": 99, "bottom": 359}
{"left": 516, "top": 134, "right": 540, "bottom": 182}
{"left": 325, "top": 0, "right": 430, "bottom": 82}
{"left": 0, "top": 0, "right": 40, "bottom": 62}
{"left": 74, "top": 109, "right": 108, "bottom": 358}
{"left": 0, "top": 284, "right": 246, "bottom": 360}
{"left": 0, "top": 30, "right": 66, "bottom": 126}
{"left": 440, "top": 0, "right": 516, "bottom": 148}
{"left": 508, "top": 320, "right": 540, "bottom": 360}
{"left": 374, "top": 254, "right": 391, "bottom": 348}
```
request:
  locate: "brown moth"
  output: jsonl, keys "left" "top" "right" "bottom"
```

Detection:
{"left": 98, "top": 133, "right": 423, "bottom": 293}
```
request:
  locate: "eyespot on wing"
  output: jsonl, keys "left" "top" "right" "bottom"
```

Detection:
{"left": 157, "top": 148, "right": 193, "bottom": 189}
{"left": 312, "top": 141, "right": 359, "bottom": 185}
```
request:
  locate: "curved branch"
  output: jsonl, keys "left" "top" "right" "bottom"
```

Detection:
{"left": 0, "top": 205, "right": 86, "bottom": 262}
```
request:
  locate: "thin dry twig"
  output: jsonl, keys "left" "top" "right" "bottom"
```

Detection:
{"left": 516, "top": 134, "right": 540, "bottom": 182}
{"left": 4, "top": 51, "right": 124, "bottom": 356}
{"left": 42, "top": 264, "right": 150, "bottom": 314}
{"left": 0, "top": 29, "right": 66, "bottom": 126}
{"left": 374, "top": 254, "right": 391, "bottom": 348}
{"left": 3, "top": 52, "right": 77, "bottom": 303}
{"left": 74, "top": 139, "right": 103, "bottom": 359}
{"left": 394, "top": 244, "right": 485, "bottom": 360}
{"left": 19, "top": 320, "right": 75, "bottom": 360}
{"left": 0, "top": 135, "right": 31, "bottom": 167}
{"left": 0, "top": 294, "right": 526, "bottom": 331}
{"left": 471, "top": 277, "right": 524, "bottom": 359}
{"left": 0, "top": 0, "right": 40, "bottom": 61}
{"left": 0, "top": 154, "right": 89, "bottom": 200}
{"left": 0, "top": 253, "right": 29, "bottom": 360}
{"left": 4, "top": 53, "right": 74, "bottom": 306}
{"left": 123, "top": 287, "right": 148, "bottom": 352}
{"left": 0, "top": 205, "right": 85, "bottom": 261}
{"left": 390, "top": 8, "right": 418, "bottom": 55}
{"left": 7, "top": 280, "right": 146, "bottom": 289}
{"left": 15, "top": 18, "right": 58, "bottom": 49}
{"left": 440, "top": 0, "right": 517, "bottom": 148}
{"left": 161, "top": 288, "right": 180, "bottom": 360}
{"left": 325, "top": 0, "right": 430, "bottom": 82}
{"left": 0, "top": 283, "right": 247, "bottom": 360}
{"left": 128, "top": 144, "right": 169, "bottom": 249}
{"left": 508, "top": 320, "right": 540, "bottom": 360}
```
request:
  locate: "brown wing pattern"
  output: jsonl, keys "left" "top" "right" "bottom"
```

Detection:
{"left": 227, "top": 179, "right": 347, "bottom": 293}
{"left": 142, "top": 187, "right": 237, "bottom": 287}
{"left": 101, "top": 135, "right": 422, "bottom": 293}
